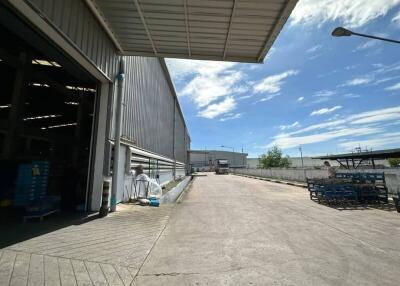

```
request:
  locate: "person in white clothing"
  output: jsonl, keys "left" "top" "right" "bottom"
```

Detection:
{"left": 134, "top": 165, "right": 162, "bottom": 203}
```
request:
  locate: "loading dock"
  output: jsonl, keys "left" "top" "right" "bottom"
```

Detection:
{"left": 0, "top": 6, "right": 99, "bottom": 218}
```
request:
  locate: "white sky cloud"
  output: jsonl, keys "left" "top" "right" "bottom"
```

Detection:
{"left": 166, "top": 59, "right": 246, "bottom": 108}
{"left": 279, "top": 121, "right": 301, "bottom": 131}
{"left": 166, "top": 59, "right": 236, "bottom": 82}
{"left": 314, "top": 90, "right": 336, "bottom": 97}
{"left": 306, "top": 45, "right": 323, "bottom": 53}
{"left": 253, "top": 70, "right": 298, "bottom": 94}
{"left": 339, "top": 133, "right": 400, "bottom": 150}
{"left": 343, "top": 76, "right": 373, "bottom": 86}
{"left": 166, "top": 59, "right": 247, "bottom": 119}
{"left": 385, "top": 82, "right": 400, "bottom": 90}
{"left": 353, "top": 40, "right": 378, "bottom": 51}
{"left": 291, "top": 0, "right": 400, "bottom": 28}
{"left": 268, "top": 106, "right": 400, "bottom": 149}
{"left": 220, "top": 113, "right": 243, "bottom": 122}
{"left": 297, "top": 96, "right": 304, "bottom": 101}
{"left": 269, "top": 127, "right": 381, "bottom": 149}
{"left": 180, "top": 71, "right": 243, "bottom": 107}
{"left": 198, "top": 97, "right": 236, "bottom": 119}
{"left": 310, "top": 106, "right": 342, "bottom": 116}
{"left": 392, "top": 10, "right": 400, "bottom": 24}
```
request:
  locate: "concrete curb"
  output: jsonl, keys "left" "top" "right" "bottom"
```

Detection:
{"left": 233, "top": 174, "right": 307, "bottom": 188}
{"left": 160, "top": 176, "right": 192, "bottom": 204}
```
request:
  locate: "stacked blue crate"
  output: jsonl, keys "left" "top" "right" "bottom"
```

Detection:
{"left": 14, "top": 161, "right": 50, "bottom": 206}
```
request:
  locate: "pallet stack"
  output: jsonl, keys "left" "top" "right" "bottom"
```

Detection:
{"left": 14, "top": 161, "right": 50, "bottom": 206}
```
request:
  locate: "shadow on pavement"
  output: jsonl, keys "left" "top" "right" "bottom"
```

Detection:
{"left": 0, "top": 207, "right": 99, "bottom": 248}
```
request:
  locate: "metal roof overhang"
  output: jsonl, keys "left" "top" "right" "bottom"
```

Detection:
{"left": 86, "top": 0, "right": 298, "bottom": 63}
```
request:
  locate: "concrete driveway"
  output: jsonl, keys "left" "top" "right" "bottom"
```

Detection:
{"left": 1, "top": 173, "right": 399, "bottom": 285}
{"left": 136, "top": 173, "right": 400, "bottom": 286}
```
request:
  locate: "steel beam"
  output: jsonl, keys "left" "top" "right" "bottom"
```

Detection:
{"left": 84, "top": 0, "right": 124, "bottom": 53}
{"left": 223, "top": 0, "right": 237, "bottom": 60}
{"left": 183, "top": 0, "right": 191, "bottom": 57}
{"left": 257, "top": 0, "right": 298, "bottom": 62}
{"left": 133, "top": 0, "right": 158, "bottom": 56}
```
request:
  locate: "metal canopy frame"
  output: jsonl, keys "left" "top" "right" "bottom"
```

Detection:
{"left": 85, "top": 0, "right": 298, "bottom": 63}
{"left": 313, "top": 148, "right": 400, "bottom": 169}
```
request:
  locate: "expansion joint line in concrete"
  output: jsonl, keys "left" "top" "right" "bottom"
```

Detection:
{"left": 131, "top": 205, "right": 176, "bottom": 285}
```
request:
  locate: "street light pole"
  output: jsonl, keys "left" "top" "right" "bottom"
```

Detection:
{"left": 299, "top": 146, "right": 304, "bottom": 168}
{"left": 221, "top": 145, "right": 234, "bottom": 166}
{"left": 332, "top": 27, "right": 400, "bottom": 44}
{"left": 299, "top": 146, "right": 307, "bottom": 181}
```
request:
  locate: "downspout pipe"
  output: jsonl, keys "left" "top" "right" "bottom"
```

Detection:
{"left": 110, "top": 58, "right": 125, "bottom": 212}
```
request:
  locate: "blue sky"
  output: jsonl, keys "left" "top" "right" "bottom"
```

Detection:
{"left": 166, "top": 0, "right": 400, "bottom": 158}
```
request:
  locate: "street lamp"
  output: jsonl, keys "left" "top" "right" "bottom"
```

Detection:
{"left": 299, "top": 146, "right": 304, "bottom": 169}
{"left": 332, "top": 27, "right": 400, "bottom": 44}
{"left": 221, "top": 145, "right": 235, "bottom": 166}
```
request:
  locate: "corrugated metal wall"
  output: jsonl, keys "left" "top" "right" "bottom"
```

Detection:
{"left": 27, "top": 0, "right": 119, "bottom": 80}
{"left": 26, "top": 0, "right": 189, "bottom": 164}
{"left": 174, "top": 104, "right": 186, "bottom": 163}
{"left": 122, "top": 57, "right": 189, "bottom": 163}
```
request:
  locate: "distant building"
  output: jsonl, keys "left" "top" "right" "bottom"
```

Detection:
{"left": 189, "top": 150, "right": 248, "bottom": 171}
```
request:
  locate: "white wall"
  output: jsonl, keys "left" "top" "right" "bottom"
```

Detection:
{"left": 232, "top": 168, "right": 400, "bottom": 195}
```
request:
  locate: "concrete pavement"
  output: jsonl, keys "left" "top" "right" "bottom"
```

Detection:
{"left": 0, "top": 204, "right": 174, "bottom": 285}
{"left": 136, "top": 173, "right": 400, "bottom": 285}
{"left": 1, "top": 173, "right": 399, "bottom": 285}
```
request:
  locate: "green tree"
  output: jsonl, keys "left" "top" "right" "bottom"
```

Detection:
{"left": 388, "top": 158, "right": 400, "bottom": 167}
{"left": 259, "top": 145, "right": 291, "bottom": 168}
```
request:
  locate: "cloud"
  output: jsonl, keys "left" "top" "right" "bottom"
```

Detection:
{"left": 343, "top": 76, "right": 373, "bottom": 86}
{"left": 290, "top": 0, "right": 400, "bottom": 28}
{"left": 297, "top": 96, "right": 304, "bottom": 101}
{"left": 166, "top": 59, "right": 236, "bottom": 82}
{"left": 180, "top": 69, "right": 243, "bottom": 107}
{"left": 253, "top": 70, "right": 298, "bottom": 94}
{"left": 166, "top": 59, "right": 246, "bottom": 109}
{"left": 385, "top": 82, "right": 400, "bottom": 90}
{"left": 198, "top": 97, "right": 236, "bottom": 119}
{"left": 342, "top": 93, "right": 361, "bottom": 98}
{"left": 310, "top": 106, "right": 342, "bottom": 116}
{"left": 256, "top": 94, "right": 279, "bottom": 103}
{"left": 270, "top": 127, "right": 381, "bottom": 149}
{"left": 340, "top": 61, "right": 400, "bottom": 88}
{"left": 220, "top": 113, "right": 243, "bottom": 122}
{"left": 279, "top": 121, "right": 301, "bottom": 131}
{"left": 314, "top": 90, "right": 336, "bottom": 97}
{"left": 392, "top": 10, "right": 400, "bottom": 24}
{"left": 306, "top": 45, "right": 322, "bottom": 53}
{"left": 374, "top": 76, "right": 400, "bottom": 85}
{"left": 339, "top": 132, "right": 400, "bottom": 150}
{"left": 353, "top": 40, "right": 378, "bottom": 51}
{"left": 268, "top": 106, "right": 400, "bottom": 149}
{"left": 349, "top": 106, "right": 400, "bottom": 124}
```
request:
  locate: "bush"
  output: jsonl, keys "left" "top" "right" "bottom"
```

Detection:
{"left": 259, "top": 145, "right": 291, "bottom": 168}
{"left": 388, "top": 158, "right": 400, "bottom": 167}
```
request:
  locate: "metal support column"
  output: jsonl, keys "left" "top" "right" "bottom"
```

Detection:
{"left": 110, "top": 58, "right": 125, "bottom": 212}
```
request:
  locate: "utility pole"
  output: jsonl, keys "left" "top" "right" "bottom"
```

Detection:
{"left": 299, "top": 146, "right": 304, "bottom": 168}
{"left": 204, "top": 146, "right": 207, "bottom": 170}
{"left": 299, "top": 146, "right": 306, "bottom": 181}
{"left": 242, "top": 146, "right": 244, "bottom": 167}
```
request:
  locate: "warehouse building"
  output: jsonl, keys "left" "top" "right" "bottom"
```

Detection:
{"left": 0, "top": 1, "right": 189, "bottom": 213}
{"left": 190, "top": 150, "right": 248, "bottom": 171}
{"left": 0, "top": 0, "right": 298, "bottom": 214}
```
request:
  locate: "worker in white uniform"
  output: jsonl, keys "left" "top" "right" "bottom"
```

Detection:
{"left": 134, "top": 165, "right": 162, "bottom": 204}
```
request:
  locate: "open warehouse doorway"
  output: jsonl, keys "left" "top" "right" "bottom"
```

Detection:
{"left": 0, "top": 6, "right": 99, "bottom": 221}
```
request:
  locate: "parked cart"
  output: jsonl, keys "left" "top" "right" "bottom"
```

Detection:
{"left": 306, "top": 173, "right": 388, "bottom": 205}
